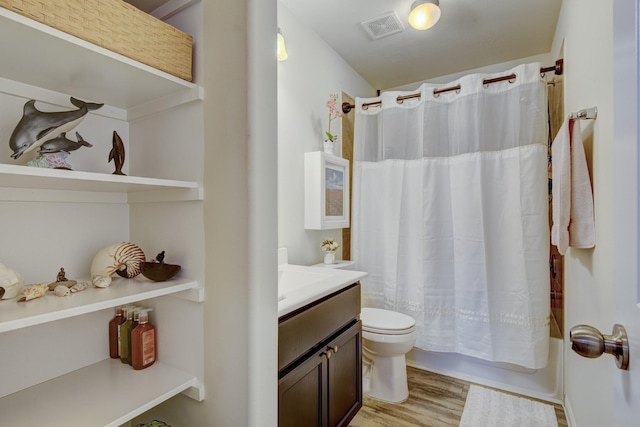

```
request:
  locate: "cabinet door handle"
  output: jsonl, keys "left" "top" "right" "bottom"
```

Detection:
{"left": 321, "top": 345, "right": 339, "bottom": 360}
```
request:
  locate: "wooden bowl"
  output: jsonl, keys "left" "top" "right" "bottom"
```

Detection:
{"left": 140, "top": 262, "right": 181, "bottom": 282}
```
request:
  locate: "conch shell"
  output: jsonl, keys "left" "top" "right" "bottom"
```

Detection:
{"left": 90, "top": 242, "right": 146, "bottom": 285}
{"left": 0, "top": 263, "right": 25, "bottom": 300}
{"left": 18, "top": 283, "right": 49, "bottom": 302}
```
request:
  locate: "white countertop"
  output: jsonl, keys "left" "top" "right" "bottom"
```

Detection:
{"left": 277, "top": 264, "right": 367, "bottom": 317}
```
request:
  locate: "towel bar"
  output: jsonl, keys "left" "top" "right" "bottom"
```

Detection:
{"left": 569, "top": 106, "right": 597, "bottom": 120}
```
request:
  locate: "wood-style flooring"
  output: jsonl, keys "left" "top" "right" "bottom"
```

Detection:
{"left": 349, "top": 367, "right": 568, "bottom": 427}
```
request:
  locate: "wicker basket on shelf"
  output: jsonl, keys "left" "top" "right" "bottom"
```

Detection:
{"left": 0, "top": 0, "right": 193, "bottom": 81}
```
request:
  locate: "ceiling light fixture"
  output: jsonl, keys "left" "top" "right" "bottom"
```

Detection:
{"left": 277, "top": 27, "right": 288, "bottom": 61}
{"left": 408, "top": 0, "right": 441, "bottom": 30}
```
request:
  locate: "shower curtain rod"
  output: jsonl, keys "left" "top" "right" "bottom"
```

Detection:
{"left": 342, "top": 59, "right": 564, "bottom": 114}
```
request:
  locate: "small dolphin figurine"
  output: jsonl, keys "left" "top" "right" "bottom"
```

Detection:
{"left": 9, "top": 97, "right": 103, "bottom": 159}
{"left": 39, "top": 132, "right": 93, "bottom": 154}
{"left": 109, "top": 130, "right": 126, "bottom": 175}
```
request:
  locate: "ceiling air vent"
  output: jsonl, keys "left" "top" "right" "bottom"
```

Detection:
{"left": 361, "top": 11, "right": 405, "bottom": 40}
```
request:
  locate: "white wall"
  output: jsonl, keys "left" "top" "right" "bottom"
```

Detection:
{"left": 277, "top": 2, "right": 376, "bottom": 266}
{"left": 551, "top": 1, "right": 616, "bottom": 426}
{"left": 201, "top": 0, "right": 278, "bottom": 425}
{"left": 131, "top": 0, "right": 279, "bottom": 426}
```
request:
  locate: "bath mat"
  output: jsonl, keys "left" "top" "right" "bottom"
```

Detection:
{"left": 459, "top": 385, "right": 558, "bottom": 427}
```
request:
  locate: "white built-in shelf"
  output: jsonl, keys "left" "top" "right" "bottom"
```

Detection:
{"left": 0, "top": 163, "right": 203, "bottom": 203}
{"left": 0, "top": 8, "right": 203, "bottom": 117}
{"left": 0, "top": 359, "right": 199, "bottom": 427}
{"left": 0, "top": 276, "right": 199, "bottom": 334}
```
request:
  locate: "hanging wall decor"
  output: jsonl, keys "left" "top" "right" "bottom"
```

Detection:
{"left": 304, "top": 151, "right": 350, "bottom": 230}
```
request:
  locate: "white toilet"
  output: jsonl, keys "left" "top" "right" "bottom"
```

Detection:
{"left": 315, "top": 260, "right": 417, "bottom": 403}
{"left": 360, "top": 307, "right": 416, "bottom": 402}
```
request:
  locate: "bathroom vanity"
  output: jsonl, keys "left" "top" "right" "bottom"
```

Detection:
{"left": 278, "top": 264, "right": 364, "bottom": 427}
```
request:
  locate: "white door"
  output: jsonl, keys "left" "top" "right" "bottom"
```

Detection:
{"left": 612, "top": 0, "right": 640, "bottom": 424}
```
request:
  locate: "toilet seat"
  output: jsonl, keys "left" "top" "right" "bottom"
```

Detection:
{"left": 361, "top": 307, "right": 416, "bottom": 335}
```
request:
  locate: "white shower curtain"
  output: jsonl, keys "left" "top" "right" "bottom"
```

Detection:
{"left": 352, "top": 63, "right": 550, "bottom": 369}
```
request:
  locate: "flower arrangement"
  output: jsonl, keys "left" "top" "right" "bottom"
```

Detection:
{"left": 321, "top": 239, "right": 339, "bottom": 252}
{"left": 325, "top": 93, "right": 342, "bottom": 143}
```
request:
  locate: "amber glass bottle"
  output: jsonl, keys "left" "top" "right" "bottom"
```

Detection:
{"left": 131, "top": 309, "right": 156, "bottom": 370}
{"left": 119, "top": 306, "right": 136, "bottom": 364}
{"left": 108, "top": 306, "right": 125, "bottom": 359}
{"left": 128, "top": 309, "right": 142, "bottom": 366}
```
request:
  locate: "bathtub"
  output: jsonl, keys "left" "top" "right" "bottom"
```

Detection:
{"left": 406, "top": 337, "right": 563, "bottom": 404}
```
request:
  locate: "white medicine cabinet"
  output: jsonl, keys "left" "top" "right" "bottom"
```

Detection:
{"left": 304, "top": 151, "right": 350, "bottom": 230}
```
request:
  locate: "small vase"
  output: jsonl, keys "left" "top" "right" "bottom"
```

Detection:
{"left": 323, "top": 251, "right": 336, "bottom": 264}
{"left": 323, "top": 140, "right": 335, "bottom": 155}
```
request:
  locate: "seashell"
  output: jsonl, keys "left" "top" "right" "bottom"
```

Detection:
{"left": 0, "top": 263, "right": 25, "bottom": 300}
{"left": 92, "top": 275, "right": 112, "bottom": 288}
{"left": 54, "top": 284, "right": 70, "bottom": 297}
{"left": 18, "top": 283, "right": 49, "bottom": 302}
{"left": 70, "top": 282, "right": 88, "bottom": 293}
{"left": 47, "top": 280, "right": 77, "bottom": 291}
{"left": 90, "top": 242, "right": 146, "bottom": 281}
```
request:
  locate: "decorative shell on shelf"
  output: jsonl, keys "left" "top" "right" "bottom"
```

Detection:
{"left": 90, "top": 242, "right": 146, "bottom": 285}
{"left": 92, "top": 275, "right": 112, "bottom": 288}
{"left": 54, "top": 284, "right": 71, "bottom": 297}
{"left": 18, "top": 283, "right": 49, "bottom": 302}
{"left": 70, "top": 282, "right": 88, "bottom": 293}
{"left": 0, "top": 263, "right": 25, "bottom": 300}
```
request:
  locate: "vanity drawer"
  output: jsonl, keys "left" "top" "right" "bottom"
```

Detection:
{"left": 278, "top": 282, "right": 360, "bottom": 372}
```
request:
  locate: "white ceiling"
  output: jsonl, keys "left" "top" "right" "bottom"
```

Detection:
{"left": 280, "top": 0, "right": 563, "bottom": 89}
{"left": 127, "top": 0, "right": 563, "bottom": 90}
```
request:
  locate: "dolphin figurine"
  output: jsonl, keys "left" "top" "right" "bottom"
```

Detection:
{"left": 39, "top": 132, "right": 93, "bottom": 154}
{"left": 109, "top": 130, "right": 126, "bottom": 175}
{"left": 9, "top": 97, "right": 103, "bottom": 159}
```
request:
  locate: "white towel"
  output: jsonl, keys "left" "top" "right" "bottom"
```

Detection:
{"left": 551, "top": 117, "right": 595, "bottom": 255}
{"left": 551, "top": 118, "right": 571, "bottom": 254}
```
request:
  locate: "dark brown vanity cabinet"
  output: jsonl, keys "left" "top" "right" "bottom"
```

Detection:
{"left": 278, "top": 283, "right": 363, "bottom": 427}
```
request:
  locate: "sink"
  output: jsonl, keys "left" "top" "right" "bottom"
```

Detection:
{"left": 279, "top": 268, "right": 332, "bottom": 293}
{"left": 277, "top": 264, "right": 367, "bottom": 317}
{"left": 278, "top": 268, "right": 333, "bottom": 302}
